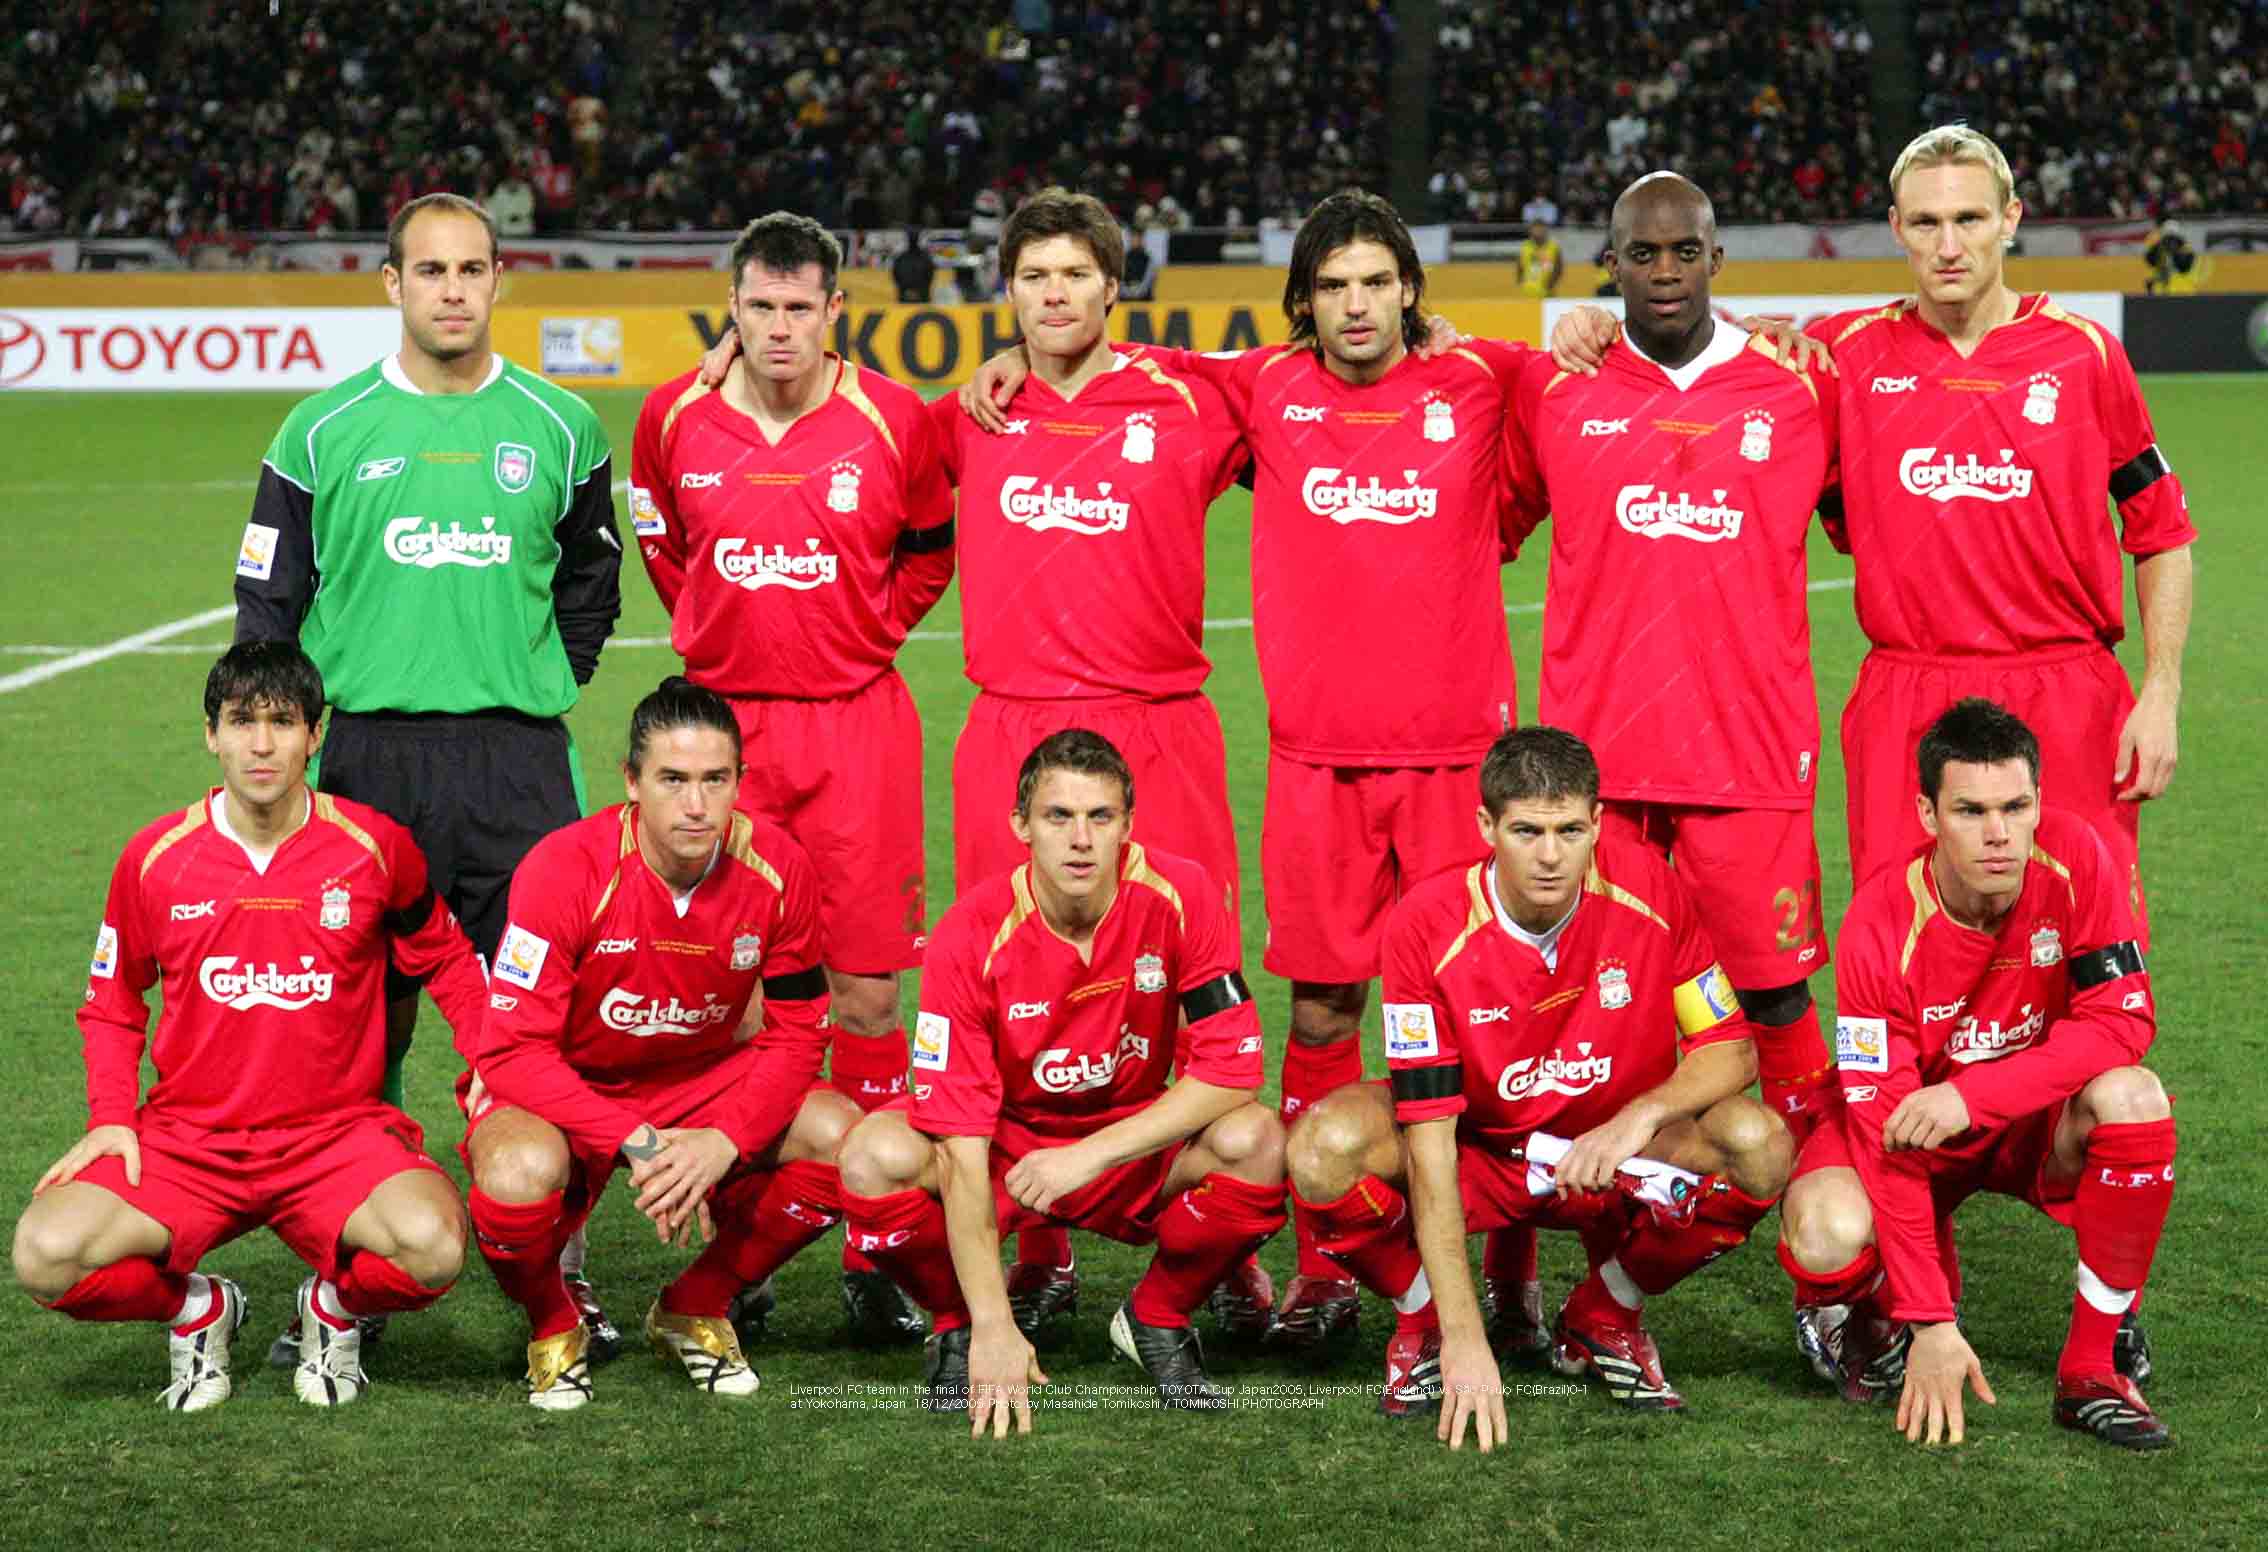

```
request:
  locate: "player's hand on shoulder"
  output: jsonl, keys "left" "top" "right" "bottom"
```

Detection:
{"left": 1882, "top": 1083, "right": 1970, "bottom": 1152}
{"left": 34, "top": 1124, "right": 141, "bottom": 1193}
{"left": 1437, "top": 1331, "right": 1508, "bottom": 1453}
{"left": 957, "top": 348, "right": 1027, "bottom": 432}
{"left": 1002, "top": 1142, "right": 1102, "bottom": 1216}
{"left": 968, "top": 1319, "right": 1048, "bottom": 1440}
{"left": 696, "top": 329, "right": 741, "bottom": 389}
{"left": 1739, "top": 315, "right": 1837, "bottom": 375}
{"left": 1549, "top": 305, "right": 1620, "bottom": 376}
{"left": 1896, "top": 1322, "right": 1995, "bottom": 1446}
{"left": 1415, "top": 313, "right": 1471, "bottom": 358}
{"left": 1556, "top": 1111, "right": 1654, "bottom": 1195}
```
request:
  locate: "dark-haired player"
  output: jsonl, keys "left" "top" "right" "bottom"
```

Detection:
{"left": 1286, "top": 727, "right": 1788, "bottom": 1435}
{"left": 13, "top": 642, "right": 488, "bottom": 1410}
{"left": 1779, "top": 699, "right": 2175, "bottom": 1450}
{"left": 631, "top": 212, "right": 955, "bottom": 1341}
{"left": 466, "top": 677, "right": 852, "bottom": 1408}
{"left": 836, "top": 730, "right": 1288, "bottom": 1433}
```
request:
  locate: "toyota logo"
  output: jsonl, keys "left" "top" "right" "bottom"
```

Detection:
{"left": 0, "top": 314, "right": 46, "bottom": 386}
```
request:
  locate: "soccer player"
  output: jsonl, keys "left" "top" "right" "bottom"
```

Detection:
{"left": 631, "top": 212, "right": 954, "bottom": 1342}
{"left": 1778, "top": 700, "right": 2175, "bottom": 1450}
{"left": 12, "top": 643, "right": 488, "bottom": 1410}
{"left": 834, "top": 731, "right": 1289, "bottom": 1431}
{"left": 466, "top": 677, "right": 857, "bottom": 1408}
{"left": 1811, "top": 126, "right": 2194, "bottom": 900}
{"left": 232, "top": 191, "right": 626, "bottom": 1357}
{"left": 1285, "top": 727, "right": 1789, "bottom": 1432}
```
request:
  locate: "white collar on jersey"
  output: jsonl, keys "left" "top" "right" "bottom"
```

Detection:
{"left": 1621, "top": 317, "right": 1751, "bottom": 392}
{"left": 1486, "top": 860, "right": 1579, "bottom": 971}
{"left": 208, "top": 788, "right": 311, "bottom": 876}
{"left": 382, "top": 352, "right": 507, "bottom": 395}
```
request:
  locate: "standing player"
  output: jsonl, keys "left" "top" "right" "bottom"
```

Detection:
{"left": 232, "top": 192, "right": 626, "bottom": 1358}
{"left": 1284, "top": 727, "right": 1789, "bottom": 1430}
{"left": 1779, "top": 700, "right": 2175, "bottom": 1450}
{"left": 467, "top": 678, "right": 858, "bottom": 1408}
{"left": 834, "top": 731, "right": 1289, "bottom": 1431}
{"left": 13, "top": 643, "right": 488, "bottom": 1410}
{"left": 1496, "top": 172, "right": 1840, "bottom": 1348}
{"left": 1811, "top": 126, "right": 2194, "bottom": 899}
{"left": 631, "top": 212, "right": 954, "bottom": 1341}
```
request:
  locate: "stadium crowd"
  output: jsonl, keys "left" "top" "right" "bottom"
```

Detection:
{"left": 1, "top": 0, "right": 165, "bottom": 236}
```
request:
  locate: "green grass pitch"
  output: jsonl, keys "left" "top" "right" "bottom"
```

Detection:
{"left": 0, "top": 377, "right": 2261, "bottom": 1550}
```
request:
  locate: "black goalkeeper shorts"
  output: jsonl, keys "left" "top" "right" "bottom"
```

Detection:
{"left": 317, "top": 708, "right": 583, "bottom": 996}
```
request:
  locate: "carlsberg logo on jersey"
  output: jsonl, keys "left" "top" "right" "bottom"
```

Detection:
{"left": 1615, "top": 486, "right": 1745, "bottom": 542}
{"left": 598, "top": 987, "right": 733, "bottom": 1038}
{"left": 1898, "top": 448, "right": 2037, "bottom": 504}
{"left": 1496, "top": 1042, "right": 1615, "bottom": 1103}
{"left": 199, "top": 956, "right": 337, "bottom": 1011}
{"left": 1033, "top": 1026, "right": 1153, "bottom": 1094}
{"left": 1000, "top": 476, "right": 1132, "bottom": 535}
{"left": 1945, "top": 1002, "right": 2048, "bottom": 1064}
{"left": 385, "top": 516, "right": 514, "bottom": 569}
{"left": 1302, "top": 468, "right": 1440, "bottom": 525}
{"left": 715, "top": 537, "right": 841, "bottom": 590}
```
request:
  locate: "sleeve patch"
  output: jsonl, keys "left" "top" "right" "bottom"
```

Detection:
{"left": 90, "top": 922, "right": 119, "bottom": 980}
{"left": 628, "top": 484, "right": 666, "bottom": 536}
{"left": 236, "top": 522, "right": 279, "bottom": 580}
{"left": 1835, "top": 1016, "right": 1889, "bottom": 1074}
{"left": 494, "top": 924, "right": 551, "bottom": 990}
{"left": 912, "top": 1011, "right": 951, "bottom": 1071}
{"left": 1672, "top": 964, "right": 1740, "bottom": 1036}
{"left": 1383, "top": 1002, "right": 1440, "bottom": 1061}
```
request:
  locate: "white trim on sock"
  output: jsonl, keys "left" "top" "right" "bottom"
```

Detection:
{"left": 313, "top": 1277, "right": 356, "bottom": 1328}
{"left": 1599, "top": 1257, "right": 1644, "bottom": 1310}
{"left": 171, "top": 1271, "right": 213, "bottom": 1329}
{"left": 1392, "top": 1267, "right": 1434, "bottom": 1316}
{"left": 2076, "top": 1260, "right": 2136, "bottom": 1315}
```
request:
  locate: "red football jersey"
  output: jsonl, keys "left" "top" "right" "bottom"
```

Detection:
{"left": 1382, "top": 838, "right": 1749, "bottom": 1149}
{"left": 1831, "top": 807, "right": 2153, "bottom": 1322}
{"left": 1154, "top": 341, "right": 1530, "bottom": 765}
{"left": 629, "top": 357, "right": 955, "bottom": 698}
{"left": 910, "top": 843, "right": 1262, "bottom": 1153}
{"left": 478, "top": 804, "right": 830, "bottom": 1161}
{"left": 1506, "top": 332, "right": 1837, "bottom": 808}
{"left": 80, "top": 790, "right": 486, "bottom": 1132}
{"left": 1810, "top": 295, "right": 2194, "bottom": 656}
{"left": 927, "top": 352, "right": 1247, "bottom": 700}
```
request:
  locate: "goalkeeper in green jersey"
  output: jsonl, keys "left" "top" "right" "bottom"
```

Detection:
{"left": 232, "top": 192, "right": 625, "bottom": 1358}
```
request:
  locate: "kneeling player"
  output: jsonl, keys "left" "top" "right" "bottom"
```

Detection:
{"left": 468, "top": 678, "right": 857, "bottom": 1408}
{"left": 12, "top": 643, "right": 485, "bottom": 1410}
{"left": 1779, "top": 699, "right": 2175, "bottom": 1450}
{"left": 1286, "top": 727, "right": 1791, "bottom": 1439}
{"left": 837, "top": 730, "right": 1287, "bottom": 1433}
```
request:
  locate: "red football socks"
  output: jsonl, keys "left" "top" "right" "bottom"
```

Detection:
{"left": 2062, "top": 1116, "right": 2176, "bottom": 1380}
{"left": 46, "top": 1257, "right": 188, "bottom": 1323}
{"left": 1615, "top": 1177, "right": 1776, "bottom": 1297}
{"left": 664, "top": 1160, "right": 842, "bottom": 1319}
{"left": 471, "top": 1187, "right": 578, "bottom": 1339}
{"left": 1293, "top": 1174, "right": 1423, "bottom": 1304}
{"left": 1130, "top": 1173, "right": 1288, "bottom": 1328}
{"left": 842, "top": 1186, "right": 965, "bottom": 1330}
{"left": 335, "top": 1249, "right": 452, "bottom": 1316}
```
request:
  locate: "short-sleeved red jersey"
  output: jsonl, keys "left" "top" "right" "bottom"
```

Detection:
{"left": 910, "top": 843, "right": 1262, "bottom": 1154}
{"left": 1811, "top": 295, "right": 2194, "bottom": 656}
{"left": 1381, "top": 838, "right": 1749, "bottom": 1149}
{"left": 477, "top": 804, "right": 830, "bottom": 1161}
{"left": 1155, "top": 341, "right": 1530, "bottom": 765}
{"left": 1505, "top": 333, "right": 1837, "bottom": 808}
{"left": 629, "top": 357, "right": 955, "bottom": 698}
{"left": 80, "top": 790, "right": 487, "bottom": 1132}
{"left": 927, "top": 353, "right": 1247, "bottom": 700}
{"left": 1830, "top": 807, "right": 2153, "bottom": 1321}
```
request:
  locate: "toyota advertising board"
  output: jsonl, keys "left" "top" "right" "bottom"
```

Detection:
{"left": 0, "top": 309, "right": 401, "bottom": 390}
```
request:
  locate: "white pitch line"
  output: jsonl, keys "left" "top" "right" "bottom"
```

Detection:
{"left": 0, "top": 606, "right": 239, "bottom": 694}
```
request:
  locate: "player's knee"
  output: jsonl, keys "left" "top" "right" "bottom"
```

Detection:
{"left": 1734, "top": 979, "right": 1813, "bottom": 1028}
{"left": 472, "top": 1131, "right": 571, "bottom": 1203}
{"left": 1205, "top": 1103, "right": 1286, "bottom": 1182}
{"left": 2083, "top": 1065, "right": 2171, "bottom": 1126}
{"left": 838, "top": 1113, "right": 924, "bottom": 1198}
{"left": 792, "top": 1089, "right": 864, "bottom": 1161}
{"left": 11, "top": 1203, "right": 89, "bottom": 1300}
{"left": 1285, "top": 1090, "right": 1384, "bottom": 1197}
{"left": 1780, "top": 1178, "right": 1872, "bottom": 1272}
{"left": 384, "top": 1194, "right": 468, "bottom": 1287}
{"left": 1704, "top": 1095, "right": 1793, "bottom": 1195}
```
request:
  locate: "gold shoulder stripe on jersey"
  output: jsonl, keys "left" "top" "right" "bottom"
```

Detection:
{"left": 1540, "top": 369, "right": 1574, "bottom": 398}
{"left": 1741, "top": 331, "right": 1820, "bottom": 402}
{"left": 2037, "top": 299, "right": 2110, "bottom": 366}
{"left": 1584, "top": 859, "right": 1670, "bottom": 932}
{"left": 1120, "top": 842, "right": 1186, "bottom": 932}
{"left": 1899, "top": 855, "right": 1940, "bottom": 977}
{"left": 313, "top": 793, "right": 389, "bottom": 874}
{"left": 983, "top": 866, "right": 1039, "bottom": 979}
{"left": 1127, "top": 355, "right": 1199, "bottom": 419}
{"left": 724, "top": 811, "right": 785, "bottom": 893}
{"left": 1447, "top": 346, "right": 1496, "bottom": 377}
{"left": 1433, "top": 862, "right": 1496, "bottom": 976}
{"left": 138, "top": 801, "right": 210, "bottom": 879}
{"left": 659, "top": 376, "right": 714, "bottom": 443}
{"left": 2028, "top": 841, "right": 2073, "bottom": 885}
{"left": 833, "top": 361, "right": 901, "bottom": 458}
{"left": 1254, "top": 345, "right": 1303, "bottom": 377}
{"left": 587, "top": 807, "right": 639, "bottom": 923}
{"left": 1831, "top": 301, "right": 1906, "bottom": 348}
{"left": 1531, "top": 986, "right": 1585, "bottom": 1014}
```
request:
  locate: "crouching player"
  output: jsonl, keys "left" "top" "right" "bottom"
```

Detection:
{"left": 837, "top": 731, "right": 1287, "bottom": 1432}
{"left": 1779, "top": 699, "right": 2175, "bottom": 1449}
{"left": 466, "top": 677, "right": 857, "bottom": 1408}
{"left": 13, "top": 643, "right": 485, "bottom": 1410}
{"left": 1285, "top": 728, "right": 1791, "bottom": 1437}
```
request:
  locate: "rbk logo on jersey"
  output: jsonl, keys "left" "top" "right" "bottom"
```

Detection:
{"left": 1871, "top": 376, "right": 1918, "bottom": 394}
{"left": 1301, "top": 468, "right": 1440, "bottom": 525}
{"left": 199, "top": 956, "right": 337, "bottom": 1011}
{"left": 1282, "top": 404, "right": 1327, "bottom": 422}
{"left": 356, "top": 457, "right": 406, "bottom": 481}
{"left": 593, "top": 937, "right": 638, "bottom": 955}
{"left": 1579, "top": 418, "right": 1630, "bottom": 437}
{"left": 170, "top": 900, "right": 218, "bottom": 922}
{"left": 679, "top": 471, "right": 723, "bottom": 490}
{"left": 1898, "top": 448, "right": 2036, "bottom": 504}
{"left": 715, "top": 537, "right": 840, "bottom": 590}
{"left": 1614, "top": 486, "right": 1745, "bottom": 542}
{"left": 1922, "top": 997, "right": 1968, "bottom": 1024}
{"left": 1496, "top": 1043, "right": 1614, "bottom": 1102}
{"left": 1468, "top": 1006, "right": 1513, "bottom": 1024}
{"left": 385, "top": 516, "right": 514, "bottom": 569}
{"left": 1000, "top": 476, "right": 1132, "bottom": 536}
{"left": 1007, "top": 1001, "right": 1051, "bottom": 1021}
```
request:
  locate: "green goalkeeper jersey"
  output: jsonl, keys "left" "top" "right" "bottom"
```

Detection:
{"left": 233, "top": 353, "right": 623, "bottom": 716}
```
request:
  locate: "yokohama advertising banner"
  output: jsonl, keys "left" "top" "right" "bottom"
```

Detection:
{"left": 0, "top": 308, "right": 400, "bottom": 390}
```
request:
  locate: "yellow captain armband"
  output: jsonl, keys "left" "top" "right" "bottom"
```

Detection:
{"left": 1672, "top": 964, "right": 1741, "bottom": 1038}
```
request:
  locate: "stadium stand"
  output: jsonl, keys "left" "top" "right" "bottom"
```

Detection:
{"left": 2, "top": 1, "right": 166, "bottom": 235}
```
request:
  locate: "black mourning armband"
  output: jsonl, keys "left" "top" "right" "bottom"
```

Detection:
{"left": 1390, "top": 1064, "right": 1464, "bottom": 1104}
{"left": 2110, "top": 444, "right": 2172, "bottom": 505}
{"left": 1180, "top": 971, "right": 1252, "bottom": 1024}
{"left": 763, "top": 966, "right": 828, "bottom": 1001}
{"left": 382, "top": 885, "right": 438, "bottom": 936}
{"left": 897, "top": 520, "right": 954, "bottom": 554}
{"left": 2068, "top": 940, "right": 2146, "bottom": 990}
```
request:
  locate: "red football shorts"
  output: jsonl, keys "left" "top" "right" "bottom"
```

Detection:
{"left": 893, "top": 1099, "right": 1188, "bottom": 1245}
{"left": 1791, "top": 1098, "right": 2079, "bottom": 1228}
{"left": 1841, "top": 646, "right": 2144, "bottom": 932}
{"left": 1449, "top": 1137, "right": 1633, "bottom": 1237}
{"left": 77, "top": 1104, "right": 448, "bottom": 1280}
{"left": 1602, "top": 800, "right": 1827, "bottom": 988}
{"left": 1261, "top": 753, "right": 1484, "bottom": 983}
{"left": 725, "top": 670, "right": 927, "bottom": 974}
{"left": 953, "top": 690, "right": 1240, "bottom": 932}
